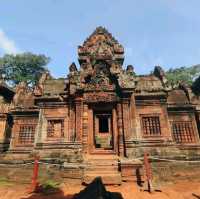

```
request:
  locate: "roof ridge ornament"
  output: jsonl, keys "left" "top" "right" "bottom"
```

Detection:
{"left": 83, "top": 26, "right": 118, "bottom": 45}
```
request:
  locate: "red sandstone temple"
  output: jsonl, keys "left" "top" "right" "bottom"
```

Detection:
{"left": 0, "top": 27, "right": 200, "bottom": 184}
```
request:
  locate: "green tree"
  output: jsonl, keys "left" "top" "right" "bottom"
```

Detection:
{"left": 166, "top": 64, "right": 200, "bottom": 87}
{"left": 0, "top": 52, "right": 50, "bottom": 87}
{"left": 192, "top": 75, "right": 200, "bottom": 95}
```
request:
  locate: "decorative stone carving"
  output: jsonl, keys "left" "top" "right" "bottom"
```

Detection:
{"left": 34, "top": 72, "right": 51, "bottom": 96}
{"left": 78, "top": 26, "right": 124, "bottom": 67}
{"left": 118, "top": 71, "right": 136, "bottom": 89}
{"left": 153, "top": 66, "right": 168, "bottom": 85}
{"left": 66, "top": 27, "right": 136, "bottom": 96}
{"left": 69, "top": 62, "right": 78, "bottom": 73}
{"left": 13, "top": 81, "right": 34, "bottom": 108}
{"left": 84, "top": 92, "right": 118, "bottom": 103}
{"left": 126, "top": 65, "right": 134, "bottom": 74}
{"left": 13, "top": 82, "right": 27, "bottom": 106}
{"left": 0, "top": 104, "right": 10, "bottom": 113}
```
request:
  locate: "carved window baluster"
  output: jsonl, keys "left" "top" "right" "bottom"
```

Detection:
{"left": 141, "top": 116, "right": 161, "bottom": 136}
{"left": 47, "top": 119, "right": 64, "bottom": 138}
{"left": 171, "top": 121, "right": 196, "bottom": 143}
{"left": 18, "top": 124, "right": 36, "bottom": 144}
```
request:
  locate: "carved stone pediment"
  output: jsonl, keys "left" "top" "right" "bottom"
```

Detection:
{"left": 78, "top": 26, "right": 124, "bottom": 67}
{"left": 66, "top": 27, "right": 135, "bottom": 97}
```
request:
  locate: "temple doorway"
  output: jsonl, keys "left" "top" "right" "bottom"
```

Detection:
{"left": 87, "top": 103, "right": 118, "bottom": 154}
{"left": 94, "top": 111, "right": 114, "bottom": 150}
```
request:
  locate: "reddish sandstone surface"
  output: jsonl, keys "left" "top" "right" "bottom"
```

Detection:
{"left": 0, "top": 180, "right": 200, "bottom": 199}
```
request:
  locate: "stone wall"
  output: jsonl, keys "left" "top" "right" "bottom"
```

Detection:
{"left": 0, "top": 163, "right": 84, "bottom": 184}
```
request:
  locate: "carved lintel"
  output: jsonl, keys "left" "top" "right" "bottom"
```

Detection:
{"left": 84, "top": 92, "right": 118, "bottom": 103}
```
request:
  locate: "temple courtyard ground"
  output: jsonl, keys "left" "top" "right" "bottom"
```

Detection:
{"left": 0, "top": 179, "right": 200, "bottom": 199}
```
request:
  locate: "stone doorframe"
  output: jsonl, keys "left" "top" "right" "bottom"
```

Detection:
{"left": 88, "top": 104, "right": 118, "bottom": 155}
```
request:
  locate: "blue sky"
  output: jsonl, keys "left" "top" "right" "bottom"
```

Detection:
{"left": 0, "top": 0, "right": 200, "bottom": 77}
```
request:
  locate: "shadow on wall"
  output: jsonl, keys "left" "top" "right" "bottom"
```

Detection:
{"left": 21, "top": 177, "right": 124, "bottom": 199}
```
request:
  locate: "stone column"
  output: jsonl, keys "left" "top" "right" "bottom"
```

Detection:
{"left": 117, "top": 102, "right": 125, "bottom": 157}
{"left": 69, "top": 101, "right": 76, "bottom": 142}
{"left": 130, "top": 94, "right": 137, "bottom": 139}
{"left": 0, "top": 114, "right": 7, "bottom": 152}
{"left": 34, "top": 109, "right": 42, "bottom": 146}
{"left": 82, "top": 104, "right": 88, "bottom": 154}
{"left": 112, "top": 108, "right": 118, "bottom": 154}
{"left": 9, "top": 116, "right": 18, "bottom": 151}
{"left": 75, "top": 98, "right": 82, "bottom": 142}
{"left": 122, "top": 99, "right": 131, "bottom": 141}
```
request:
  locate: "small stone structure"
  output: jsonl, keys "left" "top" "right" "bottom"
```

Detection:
{"left": 0, "top": 27, "right": 200, "bottom": 184}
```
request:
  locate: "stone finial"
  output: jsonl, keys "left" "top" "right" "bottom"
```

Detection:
{"left": 34, "top": 71, "right": 51, "bottom": 96}
{"left": 39, "top": 71, "right": 51, "bottom": 84}
{"left": 69, "top": 62, "right": 77, "bottom": 73}
{"left": 13, "top": 81, "right": 27, "bottom": 106}
{"left": 126, "top": 65, "right": 134, "bottom": 73}
{"left": 153, "top": 66, "right": 167, "bottom": 84}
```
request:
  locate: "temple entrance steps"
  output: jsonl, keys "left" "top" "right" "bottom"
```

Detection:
{"left": 82, "top": 154, "right": 122, "bottom": 185}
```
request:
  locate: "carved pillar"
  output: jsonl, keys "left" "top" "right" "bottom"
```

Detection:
{"left": 112, "top": 108, "right": 118, "bottom": 154}
{"left": 130, "top": 94, "right": 137, "bottom": 139}
{"left": 122, "top": 99, "right": 131, "bottom": 141}
{"left": 162, "top": 104, "right": 173, "bottom": 140}
{"left": 69, "top": 101, "right": 76, "bottom": 142}
{"left": 117, "top": 102, "right": 125, "bottom": 157}
{"left": 34, "top": 109, "right": 43, "bottom": 145}
{"left": 82, "top": 104, "right": 88, "bottom": 154}
{"left": 9, "top": 116, "right": 18, "bottom": 150}
{"left": 75, "top": 98, "right": 82, "bottom": 142}
{"left": 0, "top": 114, "right": 8, "bottom": 152}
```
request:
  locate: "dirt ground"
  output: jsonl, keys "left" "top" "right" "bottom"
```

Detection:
{"left": 0, "top": 179, "right": 200, "bottom": 199}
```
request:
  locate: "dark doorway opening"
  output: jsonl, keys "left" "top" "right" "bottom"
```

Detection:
{"left": 99, "top": 116, "right": 109, "bottom": 133}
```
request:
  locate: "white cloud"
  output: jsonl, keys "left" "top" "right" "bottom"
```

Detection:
{"left": 0, "top": 29, "right": 20, "bottom": 54}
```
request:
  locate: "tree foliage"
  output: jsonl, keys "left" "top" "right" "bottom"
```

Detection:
{"left": 192, "top": 75, "right": 200, "bottom": 95}
{"left": 0, "top": 52, "right": 50, "bottom": 87}
{"left": 165, "top": 64, "right": 200, "bottom": 87}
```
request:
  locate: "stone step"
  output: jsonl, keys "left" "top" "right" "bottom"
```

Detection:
{"left": 86, "top": 162, "right": 118, "bottom": 167}
{"left": 84, "top": 171, "right": 120, "bottom": 176}
{"left": 86, "top": 167, "right": 118, "bottom": 173}
{"left": 87, "top": 158, "right": 119, "bottom": 162}
{"left": 87, "top": 159, "right": 119, "bottom": 164}
{"left": 83, "top": 173, "right": 122, "bottom": 185}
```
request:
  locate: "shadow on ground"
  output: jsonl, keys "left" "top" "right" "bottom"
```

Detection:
{"left": 21, "top": 177, "right": 124, "bottom": 199}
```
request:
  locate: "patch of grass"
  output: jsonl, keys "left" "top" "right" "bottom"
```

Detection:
{"left": 0, "top": 177, "right": 13, "bottom": 186}
{"left": 39, "top": 180, "right": 60, "bottom": 195}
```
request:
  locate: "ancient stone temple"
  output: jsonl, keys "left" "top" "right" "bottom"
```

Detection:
{"left": 1, "top": 27, "right": 200, "bottom": 184}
